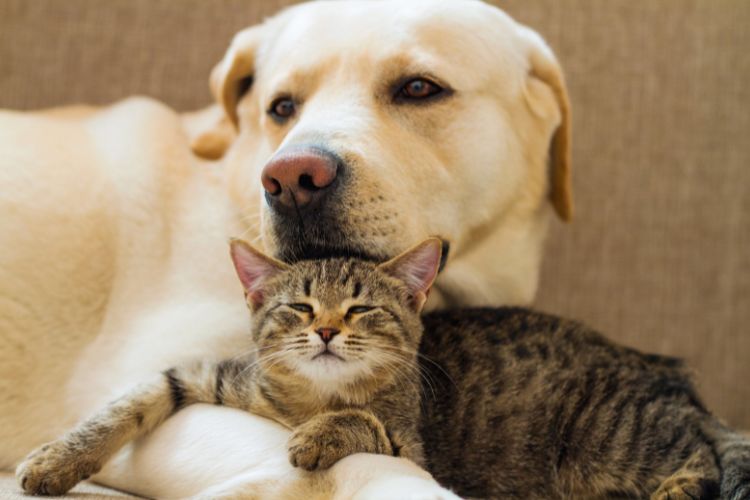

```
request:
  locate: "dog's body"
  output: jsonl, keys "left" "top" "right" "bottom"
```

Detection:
{"left": 0, "top": 1, "right": 570, "bottom": 497}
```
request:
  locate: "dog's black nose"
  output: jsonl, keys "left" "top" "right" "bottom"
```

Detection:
{"left": 262, "top": 146, "right": 340, "bottom": 211}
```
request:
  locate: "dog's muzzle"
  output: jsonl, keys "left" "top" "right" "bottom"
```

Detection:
{"left": 263, "top": 144, "right": 364, "bottom": 261}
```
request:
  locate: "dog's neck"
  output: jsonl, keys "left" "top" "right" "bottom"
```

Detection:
{"left": 429, "top": 209, "right": 549, "bottom": 309}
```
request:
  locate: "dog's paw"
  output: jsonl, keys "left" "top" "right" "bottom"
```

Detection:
{"left": 288, "top": 427, "right": 348, "bottom": 471}
{"left": 16, "top": 440, "right": 97, "bottom": 496}
{"left": 651, "top": 474, "right": 719, "bottom": 500}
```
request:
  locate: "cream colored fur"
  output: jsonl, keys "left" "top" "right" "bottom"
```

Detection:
{"left": 0, "top": 0, "right": 570, "bottom": 497}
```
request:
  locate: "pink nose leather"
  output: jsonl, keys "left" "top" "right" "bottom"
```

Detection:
{"left": 262, "top": 149, "right": 338, "bottom": 208}
{"left": 316, "top": 327, "right": 340, "bottom": 343}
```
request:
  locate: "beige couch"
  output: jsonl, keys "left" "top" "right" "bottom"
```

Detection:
{"left": 1, "top": 0, "right": 748, "bottom": 497}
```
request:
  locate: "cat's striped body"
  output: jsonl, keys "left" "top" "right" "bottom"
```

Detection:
{"left": 420, "top": 308, "right": 750, "bottom": 499}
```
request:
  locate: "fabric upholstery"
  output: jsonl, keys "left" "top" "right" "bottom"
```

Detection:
{"left": 1, "top": 0, "right": 748, "bottom": 439}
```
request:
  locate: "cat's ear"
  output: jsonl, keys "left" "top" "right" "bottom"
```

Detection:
{"left": 378, "top": 238, "right": 443, "bottom": 312}
{"left": 229, "top": 239, "right": 288, "bottom": 309}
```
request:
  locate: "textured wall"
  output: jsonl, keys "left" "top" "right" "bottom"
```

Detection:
{"left": 1, "top": 0, "right": 748, "bottom": 427}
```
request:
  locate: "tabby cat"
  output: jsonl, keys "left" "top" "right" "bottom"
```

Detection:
{"left": 16, "top": 239, "right": 750, "bottom": 499}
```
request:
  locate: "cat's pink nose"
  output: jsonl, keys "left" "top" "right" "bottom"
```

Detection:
{"left": 316, "top": 327, "right": 340, "bottom": 344}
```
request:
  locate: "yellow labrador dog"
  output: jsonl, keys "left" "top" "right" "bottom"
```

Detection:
{"left": 0, "top": 0, "right": 571, "bottom": 497}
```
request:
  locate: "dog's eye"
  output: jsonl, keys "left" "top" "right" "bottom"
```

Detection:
{"left": 269, "top": 97, "right": 296, "bottom": 121}
{"left": 347, "top": 305, "right": 375, "bottom": 315}
{"left": 396, "top": 78, "right": 444, "bottom": 101}
{"left": 288, "top": 303, "right": 313, "bottom": 313}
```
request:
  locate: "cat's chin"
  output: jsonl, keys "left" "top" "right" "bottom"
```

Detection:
{"left": 293, "top": 356, "right": 369, "bottom": 388}
{"left": 311, "top": 351, "right": 346, "bottom": 362}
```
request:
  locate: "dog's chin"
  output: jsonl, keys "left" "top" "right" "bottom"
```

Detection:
{"left": 266, "top": 216, "right": 389, "bottom": 263}
{"left": 283, "top": 243, "right": 382, "bottom": 263}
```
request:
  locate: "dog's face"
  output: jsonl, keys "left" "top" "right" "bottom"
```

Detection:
{"left": 199, "top": 0, "right": 571, "bottom": 290}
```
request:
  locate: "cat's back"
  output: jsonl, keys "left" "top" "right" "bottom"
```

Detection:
{"left": 420, "top": 307, "right": 685, "bottom": 377}
{"left": 418, "top": 307, "right": 700, "bottom": 498}
{"left": 419, "top": 307, "right": 693, "bottom": 415}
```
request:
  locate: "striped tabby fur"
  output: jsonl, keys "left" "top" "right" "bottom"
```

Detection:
{"left": 419, "top": 308, "right": 750, "bottom": 499}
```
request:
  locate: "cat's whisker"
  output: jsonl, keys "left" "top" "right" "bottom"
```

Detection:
{"left": 238, "top": 220, "right": 261, "bottom": 230}
{"left": 223, "top": 346, "right": 259, "bottom": 363}
{"left": 240, "top": 211, "right": 262, "bottom": 220}
{"left": 227, "top": 342, "right": 282, "bottom": 361}
{"left": 236, "top": 198, "right": 263, "bottom": 215}
{"left": 238, "top": 214, "right": 261, "bottom": 226}
{"left": 378, "top": 344, "right": 457, "bottom": 392}
{"left": 248, "top": 233, "right": 264, "bottom": 245}
{"left": 359, "top": 350, "right": 418, "bottom": 400}
{"left": 361, "top": 349, "right": 436, "bottom": 404}
{"left": 236, "top": 226, "right": 260, "bottom": 242}
{"left": 388, "top": 363, "right": 422, "bottom": 404}
{"left": 227, "top": 349, "right": 291, "bottom": 385}
{"left": 262, "top": 352, "right": 295, "bottom": 373}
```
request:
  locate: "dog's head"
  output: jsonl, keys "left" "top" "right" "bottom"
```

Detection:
{"left": 194, "top": 0, "right": 571, "bottom": 303}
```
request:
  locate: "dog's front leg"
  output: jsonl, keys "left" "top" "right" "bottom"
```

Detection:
{"left": 93, "top": 405, "right": 459, "bottom": 499}
{"left": 93, "top": 405, "right": 290, "bottom": 498}
{"left": 324, "top": 453, "right": 462, "bottom": 500}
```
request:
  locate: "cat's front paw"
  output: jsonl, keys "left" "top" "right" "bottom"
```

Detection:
{"left": 651, "top": 474, "right": 718, "bottom": 500}
{"left": 288, "top": 411, "right": 393, "bottom": 471}
{"left": 16, "top": 440, "right": 98, "bottom": 496}
{"left": 288, "top": 427, "right": 349, "bottom": 471}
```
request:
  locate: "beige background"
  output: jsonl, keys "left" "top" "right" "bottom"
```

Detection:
{"left": 1, "top": 0, "right": 748, "bottom": 430}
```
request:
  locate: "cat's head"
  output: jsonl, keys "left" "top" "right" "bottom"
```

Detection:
{"left": 229, "top": 238, "right": 442, "bottom": 389}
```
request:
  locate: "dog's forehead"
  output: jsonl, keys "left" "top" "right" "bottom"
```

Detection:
{"left": 260, "top": 0, "right": 522, "bottom": 77}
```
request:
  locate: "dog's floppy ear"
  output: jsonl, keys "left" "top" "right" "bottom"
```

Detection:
{"left": 210, "top": 26, "right": 265, "bottom": 129}
{"left": 521, "top": 29, "right": 573, "bottom": 222}
{"left": 189, "top": 109, "right": 237, "bottom": 161}
{"left": 190, "top": 26, "right": 264, "bottom": 160}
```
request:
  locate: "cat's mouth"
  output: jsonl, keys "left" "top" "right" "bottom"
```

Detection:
{"left": 312, "top": 348, "right": 345, "bottom": 362}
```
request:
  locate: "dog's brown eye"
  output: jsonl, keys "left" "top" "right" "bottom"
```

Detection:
{"left": 289, "top": 303, "right": 313, "bottom": 313}
{"left": 269, "top": 97, "right": 296, "bottom": 120}
{"left": 347, "top": 305, "right": 375, "bottom": 315}
{"left": 398, "top": 78, "right": 443, "bottom": 100}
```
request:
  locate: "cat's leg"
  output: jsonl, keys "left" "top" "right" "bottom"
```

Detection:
{"left": 16, "top": 362, "right": 222, "bottom": 496}
{"left": 287, "top": 409, "right": 393, "bottom": 470}
{"left": 382, "top": 426, "right": 426, "bottom": 468}
{"left": 650, "top": 443, "right": 720, "bottom": 500}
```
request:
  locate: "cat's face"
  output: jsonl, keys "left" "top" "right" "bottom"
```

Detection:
{"left": 230, "top": 239, "right": 442, "bottom": 389}
{"left": 252, "top": 259, "right": 420, "bottom": 385}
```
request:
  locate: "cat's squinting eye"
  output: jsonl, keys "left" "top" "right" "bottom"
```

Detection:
{"left": 288, "top": 303, "right": 313, "bottom": 313}
{"left": 347, "top": 305, "right": 375, "bottom": 315}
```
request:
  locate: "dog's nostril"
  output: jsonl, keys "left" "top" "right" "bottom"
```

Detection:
{"left": 298, "top": 174, "right": 318, "bottom": 191}
{"left": 268, "top": 178, "right": 282, "bottom": 196}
